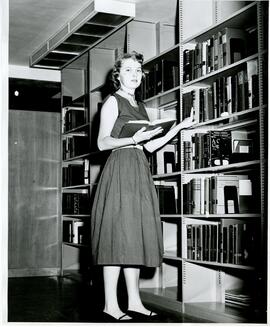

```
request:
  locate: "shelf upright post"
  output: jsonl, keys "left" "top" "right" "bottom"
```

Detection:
{"left": 256, "top": 0, "right": 268, "bottom": 315}
{"left": 178, "top": 0, "right": 185, "bottom": 305}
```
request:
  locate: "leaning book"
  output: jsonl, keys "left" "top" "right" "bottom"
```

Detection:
{"left": 119, "top": 118, "right": 176, "bottom": 138}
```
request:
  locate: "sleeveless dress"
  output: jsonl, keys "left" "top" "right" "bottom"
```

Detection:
{"left": 91, "top": 93, "right": 163, "bottom": 267}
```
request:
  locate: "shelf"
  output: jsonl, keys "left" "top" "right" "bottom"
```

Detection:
{"left": 188, "top": 107, "right": 261, "bottom": 129}
{"left": 160, "top": 213, "right": 261, "bottom": 220}
{"left": 62, "top": 106, "right": 86, "bottom": 110}
{"left": 153, "top": 171, "right": 181, "bottom": 180}
{"left": 215, "top": 118, "right": 258, "bottom": 131}
{"left": 183, "top": 301, "right": 258, "bottom": 323}
{"left": 143, "top": 85, "right": 180, "bottom": 103}
{"left": 63, "top": 153, "right": 91, "bottom": 162}
{"left": 90, "top": 83, "right": 106, "bottom": 93}
{"left": 140, "top": 287, "right": 252, "bottom": 323}
{"left": 63, "top": 242, "right": 89, "bottom": 248}
{"left": 184, "top": 259, "right": 255, "bottom": 271}
{"left": 183, "top": 214, "right": 261, "bottom": 219}
{"left": 62, "top": 214, "right": 90, "bottom": 219}
{"left": 154, "top": 159, "right": 261, "bottom": 178}
{"left": 183, "top": 159, "right": 260, "bottom": 174}
{"left": 160, "top": 214, "right": 181, "bottom": 219}
{"left": 62, "top": 184, "right": 91, "bottom": 189}
{"left": 183, "top": 53, "right": 259, "bottom": 87}
{"left": 163, "top": 252, "right": 255, "bottom": 271}
{"left": 62, "top": 132, "right": 88, "bottom": 138}
{"left": 163, "top": 251, "right": 182, "bottom": 262}
{"left": 183, "top": 2, "right": 257, "bottom": 44}
{"left": 62, "top": 122, "right": 90, "bottom": 135}
{"left": 144, "top": 44, "right": 180, "bottom": 66}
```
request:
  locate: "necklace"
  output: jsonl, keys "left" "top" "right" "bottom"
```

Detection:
{"left": 118, "top": 89, "right": 138, "bottom": 107}
{"left": 119, "top": 88, "right": 135, "bottom": 98}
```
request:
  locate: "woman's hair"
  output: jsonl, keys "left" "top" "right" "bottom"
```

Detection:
{"left": 110, "top": 51, "right": 145, "bottom": 100}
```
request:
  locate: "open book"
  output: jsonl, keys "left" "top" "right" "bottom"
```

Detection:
{"left": 119, "top": 118, "right": 176, "bottom": 138}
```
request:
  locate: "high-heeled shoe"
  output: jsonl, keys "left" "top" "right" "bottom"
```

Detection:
{"left": 102, "top": 311, "right": 133, "bottom": 322}
{"left": 126, "top": 310, "right": 158, "bottom": 321}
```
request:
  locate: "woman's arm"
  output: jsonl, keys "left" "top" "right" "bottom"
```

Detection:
{"left": 143, "top": 115, "right": 195, "bottom": 153}
{"left": 97, "top": 96, "right": 163, "bottom": 151}
{"left": 97, "top": 96, "right": 133, "bottom": 150}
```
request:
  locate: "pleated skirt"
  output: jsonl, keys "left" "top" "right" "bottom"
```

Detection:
{"left": 91, "top": 147, "right": 163, "bottom": 267}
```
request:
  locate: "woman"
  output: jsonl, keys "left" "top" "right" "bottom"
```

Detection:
{"left": 91, "top": 51, "right": 194, "bottom": 322}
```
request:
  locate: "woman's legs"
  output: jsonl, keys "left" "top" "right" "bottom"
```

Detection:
{"left": 103, "top": 266, "right": 131, "bottom": 319}
{"left": 123, "top": 267, "right": 155, "bottom": 315}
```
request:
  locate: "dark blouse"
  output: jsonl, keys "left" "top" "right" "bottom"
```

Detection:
{"left": 110, "top": 93, "right": 149, "bottom": 138}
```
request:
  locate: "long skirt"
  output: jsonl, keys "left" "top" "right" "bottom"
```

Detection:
{"left": 91, "top": 148, "right": 163, "bottom": 267}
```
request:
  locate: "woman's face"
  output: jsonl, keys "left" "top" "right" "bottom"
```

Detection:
{"left": 118, "top": 58, "right": 143, "bottom": 91}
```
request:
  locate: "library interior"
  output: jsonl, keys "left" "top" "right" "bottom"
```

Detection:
{"left": 3, "top": 0, "right": 269, "bottom": 324}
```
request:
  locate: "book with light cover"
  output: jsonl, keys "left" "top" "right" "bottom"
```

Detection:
{"left": 119, "top": 117, "right": 176, "bottom": 138}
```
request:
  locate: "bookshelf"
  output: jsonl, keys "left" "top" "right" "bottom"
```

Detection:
{"left": 60, "top": 51, "right": 91, "bottom": 272}
{"left": 139, "top": 0, "right": 268, "bottom": 323}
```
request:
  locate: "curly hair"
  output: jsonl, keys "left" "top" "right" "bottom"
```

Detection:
{"left": 109, "top": 51, "right": 145, "bottom": 100}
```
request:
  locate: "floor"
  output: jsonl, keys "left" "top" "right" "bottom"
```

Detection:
{"left": 8, "top": 273, "right": 209, "bottom": 323}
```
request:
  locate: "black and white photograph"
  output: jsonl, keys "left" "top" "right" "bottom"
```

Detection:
{"left": 0, "top": 0, "right": 269, "bottom": 325}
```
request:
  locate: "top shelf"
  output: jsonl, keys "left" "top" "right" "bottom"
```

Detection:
{"left": 183, "top": 2, "right": 257, "bottom": 44}
{"left": 144, "top": 44, "right": 180, "bottom": 67}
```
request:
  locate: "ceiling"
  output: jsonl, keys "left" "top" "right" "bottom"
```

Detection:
{"left": 9, "top": 0, "right": 177, "bottom": 67}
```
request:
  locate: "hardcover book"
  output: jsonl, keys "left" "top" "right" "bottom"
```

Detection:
{"left": 119, "top": 118, "right": 176, "bottom": 138}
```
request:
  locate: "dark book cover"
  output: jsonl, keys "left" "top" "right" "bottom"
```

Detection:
{"left": 154, "top": 61, "right": 163, "bottom": 94}
{"left": 208, "top": 131, "right": 231, "bottom": 167}
{"left": 155, "top": 185, "right": 177, "bottom": 214}
{"left": 186, "top": 225, "right": 193, "bottom": 259}
{"left": 162, "top": 59, "right": 179, "bottom": 91}
{"left": 119, "top": 118, "right": 176, "bottom": 138}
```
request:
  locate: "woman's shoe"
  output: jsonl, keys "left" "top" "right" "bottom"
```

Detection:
{"left": 102, "top": 311, "right": 133, "bottom": 322}
{"left": 126, "top": 310, "right": 158, "bottom": 321}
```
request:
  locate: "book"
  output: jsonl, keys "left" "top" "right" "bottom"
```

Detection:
{"left": 62, "top": 192, "right": 89, "bottom": 215}
{"left": 246, "top": 59, "right": 259, "bottom": 108}
{"left": 220, "top": 219, "right": 257, "bottom": 265}
{"left": 119, "top": 118, "right": 176, "bottom": 138}
{"left": 155, "top": 183, "right": 177, "bottom": 214}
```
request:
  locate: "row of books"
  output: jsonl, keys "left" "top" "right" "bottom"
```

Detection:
{"left": 62, "top": 160, "right": 89, "bottom": 186}
{"left": 183, "top": 26, "right": 256, "bottom": 82}
{"left": 185, "top": 218, "right": 257, "bottom": 266}
{"left": 183, "top": 129, "right": 256, "bottom": 170}
{"left": 63, "top": 135, "right": 90, "bottom": 160}
{"left": 63, "top": 220, "right": 88, "bottom": 244}
{"left": 141, "top": 59, "right": 179, "bottom": 99}
{"left": 183, "top": 175, "right": 254, "bottom": 215}
{"left": 62, "top": 192, "right": 89, "bottom": 215}
{"left": 225, "top": 289, "right": 253, "bottom": 308}
{"left": 183, "top": 59, "right": 259, "bottom": 122}
{"left": 62, "top": 106, "right": 87, "bottom": 133}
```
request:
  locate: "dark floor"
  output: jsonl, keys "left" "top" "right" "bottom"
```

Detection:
{"left": 8, "top": 274, "right": 208, "bottom": 323}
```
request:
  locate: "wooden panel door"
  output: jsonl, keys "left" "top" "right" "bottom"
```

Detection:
{"left": 8, "top": 110, "right": 61, "bottom": 277}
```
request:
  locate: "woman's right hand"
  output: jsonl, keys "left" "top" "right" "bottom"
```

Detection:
{"left": 132, "top": 126, "right": 163, "bottom": 144}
